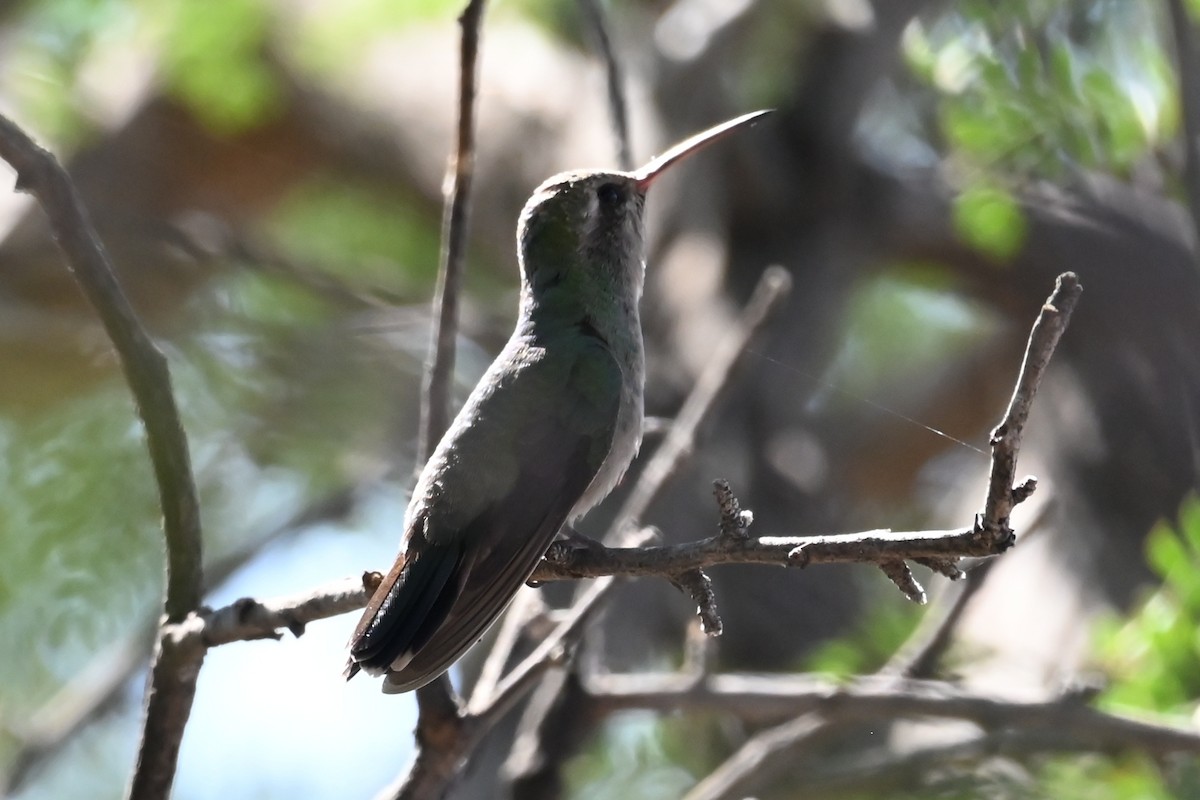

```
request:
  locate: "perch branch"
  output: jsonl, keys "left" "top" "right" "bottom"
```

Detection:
{"left": 157, "top": 275, "right": 1080, "bottom": 654}
{"left": 0, "top": 112, "right": 204, "bottom": 800}
{"left": 539, "top": 526, "right": 1004, "bottom": 580}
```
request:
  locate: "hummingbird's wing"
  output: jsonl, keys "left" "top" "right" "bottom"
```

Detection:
{"left": 347, "top": 334, "right": 623, "bottom": 693}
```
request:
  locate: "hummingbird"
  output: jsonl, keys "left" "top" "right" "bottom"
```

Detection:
{"left": 345, "top": 110, "right": 771, "bottom": 693}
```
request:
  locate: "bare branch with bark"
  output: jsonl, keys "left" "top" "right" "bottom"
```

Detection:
{"left": 0, "top": 112, "right": 204, "bottom": 800}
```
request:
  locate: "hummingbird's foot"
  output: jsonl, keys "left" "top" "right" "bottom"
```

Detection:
{"left": 554, "top": 524, "right": 607, "bottom": 552}
{"left": 539, "top": 526, "right": 608, "bottom": 577}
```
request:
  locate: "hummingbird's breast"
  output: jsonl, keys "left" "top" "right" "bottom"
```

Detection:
{"left": 571, "top": 299, "right": 645, "bottom": 519}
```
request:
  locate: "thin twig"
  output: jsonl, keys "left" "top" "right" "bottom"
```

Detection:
{"left": 0, "top": 113, "right": 204, "bottom": 800}
{"left": 470, "top": 590, "right": 547, "bottom": 704}
{"left": 980, "top": 272, "right": 1080, "bottom": 542}
{"left": 579, "top": 0, "right": 632, "bottom": 170}
{"left": 1168, "top": 0, "right": 1200, "bottom": 243}
{"left": 383, "top": 2, "right": 489, "bottom": 797}
{"left": 886, "top": 480, "right": 1054, "bottom": 680}
{"left": 417, "top": 0, "right": 486, "bottom": 467}
{"left": 669, "top": 273, "right": 1083, "bottom": 800}
{"left": 883, "top": 559, "right": 995, "bottom": 678}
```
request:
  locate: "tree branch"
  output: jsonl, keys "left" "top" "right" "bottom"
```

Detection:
{"left": 579, "top": 0, "right": 632, "bottom": 170}
{"left": 141, "top": 276, "right": 1079, "bottom": 666}
{"left": 0, "top": 112, "right": 204, "bottom": 800}
{"left": 578, "top": 673, "right": 1200, "bottom": 800}
{"left": 417, "top": 0, "right": 486, "bottom": 467}
{"left": 383, "top": 1, "right": 490, "bottom": 797}
{"left": 585, "top": 676, "right": 1200, "bottom": 800}
{"left": 540, "top": 525, "right": 1007, "bottom": 581}
{"left": 980, "top": 271, "right": 1080, "bottom": 543}
{"left": 1168, "top": 0, "right": 1200, "bottom": 244}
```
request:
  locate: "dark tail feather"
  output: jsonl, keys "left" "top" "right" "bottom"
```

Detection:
{"left": 347, "top": 541, "right": 465, "bottom": 676}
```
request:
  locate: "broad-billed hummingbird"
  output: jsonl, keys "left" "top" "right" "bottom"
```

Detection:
{"left": 345, "top": 110, "right": 770, "bottom": 693}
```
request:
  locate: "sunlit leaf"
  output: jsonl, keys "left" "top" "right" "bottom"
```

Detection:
{"left": 952, "top": 183, "right": 1027, "bottom": 261}
{"left": 157, "top": 0, "right": 282, "bottom": 133}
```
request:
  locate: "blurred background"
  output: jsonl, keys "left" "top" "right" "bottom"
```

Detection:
{"left": 2, "top": 0, "right": 1200, "bottom": 798}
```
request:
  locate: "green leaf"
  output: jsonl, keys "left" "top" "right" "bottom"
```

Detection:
{"left": 1178, "top": 496, "right": 1200, "bottom": 555}
{"left": 158, "top": 0, "right": 282, "bottom": 133}
{"left": 1050, "top": 43, "right": 1077, "bottom": 98}
{"left": 943, "top": 103, "right": 1010, "bottom": 158}
{"left": 952, "top": 184, "right": 1027, "bottom": 261}
{"left": 1081, "top": 70, "right": 1146, "bottom": 168}
{"left": 1146, "top": 521, "right": 1188, "bottom": 580}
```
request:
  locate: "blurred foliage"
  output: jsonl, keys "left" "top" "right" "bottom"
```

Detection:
{"left": 1025, "top": 497, "right": 1200, "bottom": 798}
{"left": 156, "top": 0, "right": 283, "bottom": 133}
{"left": 1096, "top": 496, "right": 1200, "bottom": 714}
{"left": 952, "top": 183, "right": 1027, "bottom": 262}
{"left": 565, "top": 711, "right": 722, "bottom": 800}
{"left": 905, "top": 0, "right": 1175, "bottom": 179}
{"left": 290, "top": 0, "right": 584, "bottom": 74}
{"left": 265, "top": 175, "right": 443, "bottom": 294}
{"left": 802, "top": 596, "right": 922, "bottom": 678}
{"left": 900, "top": 0, "right": 1177, "bottom": 264}
{"left": 10, "top": 0, "right": 285, "bottom": 138}
{"left": 823, "top": 266, "right": 994, "bottom": 405}
{"left": 1039, "top": 754, "right": 1198, "bottom": 800}
{"left": 0, "top": 384, "right": 161, "bottom": 708}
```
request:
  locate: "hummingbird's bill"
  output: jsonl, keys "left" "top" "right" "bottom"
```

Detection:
{"left": 633, "top": 109, "right": 773, "bottom": 190}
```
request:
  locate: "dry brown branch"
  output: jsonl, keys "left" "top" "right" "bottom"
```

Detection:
{"left": 576, "top": 672, "right": 1200, "bottom": 800}
{"left": 0, "top": 112, "right": 204, "bottom": 800}
{"left": 378, "top": 2, "right": 490, "bottom": 797}
{"left": 1168, "top": 0, "right": 1200, "bottom": 241}
{"left": 579, "top": 0, "right": 632, "bottom": 170}
{"left": 980, "top": 271, "right": 1080, "bottom": 542}
{"left": 540, "top": 525, "right": 1004, "bottom": 582}
{"left": 417, "top": 0, "right": 486, "bottom": 467}
{"left": 665, "top": 272, "right": 1084, "bottom": 800}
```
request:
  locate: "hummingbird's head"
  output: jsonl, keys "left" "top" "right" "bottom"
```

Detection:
{"left": 514, "top": 110, "right": 772, "bottom": 314}
{"left": 516, "top": 170, "right": 647, "bottom": 302}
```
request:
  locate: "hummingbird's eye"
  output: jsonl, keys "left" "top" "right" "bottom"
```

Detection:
{"left": 596, "top": 182, "right": 623, "bottom": 206}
